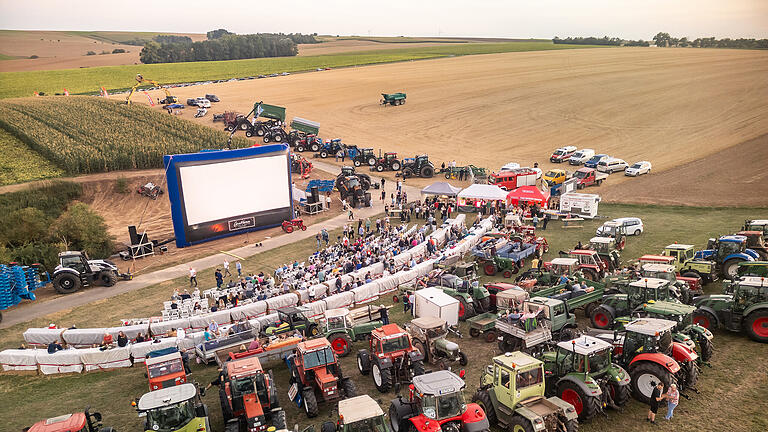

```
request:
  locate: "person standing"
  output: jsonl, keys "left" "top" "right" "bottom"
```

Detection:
{"left": 189, "top": 267, "right": 198, "bottom": 287}
{"left": 381, "top": 178, "right": 385, "bottom": 189}
{"left": 348, "top": 209, "right": 354, "bottom": 220}
{"left": 215, "top": 269, "right": 223, "bottom": 289}
{"left": 321, "top": 228, "right": 329, "bottom": 246}
{"left": 541, "top": 213, "right": 549, "bottom": 230}
{"left": 315, "top": 233, "right": 322, "bottom": 250}
{"left": 236, "top": 261, "right": 242, "bottom": 277}
{"left": 647, "top": 382, "right": 665, "bottom": 425}
{"left": 381, "top": 189, "right": 386, "bottom": 201}
{"left": 665, "top": 384, "right": 679, "bottom": 420}
{"left": 532, "top": 214, "right": 539, "bottom": 229}
{"left": 223, "top": 259, "right": 232, "bottom": 278}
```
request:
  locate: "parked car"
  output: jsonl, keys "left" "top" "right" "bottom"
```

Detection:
{"left": 625, "top": 161, "right": 652, "bottom": 176}
{"left": 584, "top": 154, "right": 609, "bottom": 168}
{"left": 204, "top": 94, "right": 220, "bottom": 102}
{"left": 500, "top": 162, "right": 520, "bottom": 171}
{"left": 597, "top": 157, "right": 628, "bottom": 173}
{"left": 597, "top": 217, "right": 644, "bottom": 236}
{"left": 192, "top": 98, "right": 211, "bottom": 108}
{"left": 549, "top": 146, "right": 578, "bottom": 163}
{"left": 281, "top": 72, "right": 290, "bottom": 76}
{"left": 568, "top": 148, "right": 595, "bottom": 165}
{"left": 186, "top": 98, "right": 198, "bottom": 106}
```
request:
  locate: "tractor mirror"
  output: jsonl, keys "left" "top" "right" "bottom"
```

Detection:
{"left": 92, "top": 412, "right": 102, "bottom": 422}
{"left": 459, "top": 369, "right": 466, "bottom": 379}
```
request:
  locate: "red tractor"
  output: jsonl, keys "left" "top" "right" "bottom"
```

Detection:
{"left": 293, "top": 134, "right": 323, "bottom": 153}
{"left": 566, "top": 249, "right": 607, "bottom": 281}
{"left": 219, "top": 354, "right": 286, "bottom": 432}
{"left": 286, "top": 338, "right": 357, "bottom": 418}
{"left": 373, "top": 152, "right": 402, "bottom": 172}
{"left": 282, "top": 219, "right": 307, "bottom": 233}
{"left": 145, "top": 348, "right": 187, "bottom": 391}
{"left": 356, "top": 324, "right": 426, "bottom": 393}
{"left": 588, "top": 318, "right": 699, "bottom": 403}
{"left": 136, "top": 182, "right": 163, "bottom": 200}
{"left": 27, "top": 409, "right": 114, "bottom": 432}
{"left": 388, "top": 370, "right": 490, "bottom": 432}
{"left": 291, "top": 154, "right": 313, "bottom": 178}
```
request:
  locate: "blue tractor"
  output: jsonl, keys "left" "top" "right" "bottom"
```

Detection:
{"left": 694, "top": 235, "right": 759, "bottom": 279}
{"left": 314, "top": 139, "right": 343, "bottom": 159}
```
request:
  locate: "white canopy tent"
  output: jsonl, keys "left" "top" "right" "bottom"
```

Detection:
{"left": 457, "top": 184, "right": 508, "bottom": 201}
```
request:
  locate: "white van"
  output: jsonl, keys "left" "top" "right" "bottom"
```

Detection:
{"left": 568, "top": 149, "right": 595, "bottom": 165}
{"left": 597, "top": 157, "right": 628, "bottom": 173}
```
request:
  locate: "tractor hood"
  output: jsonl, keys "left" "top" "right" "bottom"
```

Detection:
{"left": 88, "top": 259, "right": 119, "bottom": 272}
{"left": 435, "top": 338, "right": 459, "bottom": 354}
{"left": 693, "top": 294, "right": 733, "bottom": 309}
{"left": 243, "top": 393, "right": 265, "bottom": 422}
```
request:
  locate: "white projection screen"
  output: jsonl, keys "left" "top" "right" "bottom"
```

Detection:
{"left": 165, "top": 145, "right": 293, "bottom": 248}
{"left": 179, "top": 155, "right": 290, "bottom": 225}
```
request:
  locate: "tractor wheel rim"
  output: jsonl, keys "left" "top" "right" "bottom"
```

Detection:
{"left": 513, "top": 426, "right": 526, "bottom": 432}
{"left": 357, "top": 357, "right": 364, "bottom": 372}
{"left": 637, "top": 373, "right": 660, "bottom": 398}
{"left": 458, "top": 302, "right": 465, "bottom": 318}
{"left": 560, "top": 388, "right": 583, "bottom": 415}
{"left": 693, "top": 315, "right": 710, "bottom": 329}
{"left": 332, "top": 337, "right": 348, "bottom": 354}
{"left": 753, "top": 317, "right": 768, "bottom": 337}
{"left": 373, "top": 365, "right": 382, "bottom": 386}
{"left": 595, "top": 313, "right": 608, "bottom": 328}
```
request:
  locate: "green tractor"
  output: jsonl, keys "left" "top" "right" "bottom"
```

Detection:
{"left": 692, "top": 276, "right": 768, "bottom": 343}
{"left": 472, "top": 352, "right": 579, "bottom": 432}
{"left": 588, "top": 236, "right": 622, "bottom": 272}
{"left": 590, "top": 278, "right": 679, "bottom": 330}
{"left": 736, "top": 261, "right": 768, "bottom": 278}
{"left": 322, "top": 308, "right": 382, "bottom": 357}
{"left": 516, "top": 257, "right": 584, "bottom": 288}
{"left": 661, "top": 243, "right": 717, "bottom": 283}
{"left": 423, "top": 270, "right": 491, "bottom": 317}
{"left": 135, "top": 383, "right": 210, "bottom": 432}
{"left": 405, "top": 317, "right": 468, "bottom": 370}
{"left": 321, "top": 395, "right": 392, "bottom": 432}
{"left": 615, "top": 300, "right": 715, "bottom": 366}
{"left": 538, "top": 336, "right": 631, "bottom": 421}
{"left": 262, "top": 307, "right": 320, "bottom": 338}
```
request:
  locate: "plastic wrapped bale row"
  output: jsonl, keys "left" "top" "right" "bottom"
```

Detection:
{"left": 301, "top": 298, "right": 327, "bottom": 320}
{"left": 377, "top": 274, "right": 400, "bottom": 294}
{"left": 352, "top": 282, "right": 380, "bottom": 305}
{"left": 229, "top": 300, "right": 268, "bottom": 321}
{"left": 130, "top": 338, "right": 179, "bottom": 363}
{"left": 177, "top": 331, "right": 206, "bottom": 353}
{"left": 23, "top": 328, "right": 65, "bottom": 347}
{"left": 105, "top": 323, "right": 150, "bottom": 341}
{"left": 266, "top": 293, "right": 299, "bottom": 313}
{"left": 149, "top": 318, "right": 191, "bottom": 336}
{"left": 80, "top": 346, "right": 132, "bottom": 372}
{"left": 0, "top": 349, "right": 38, "bottom": 372}
{"left": 324, "top": 291, "right": 354, "bottom": 310}
{"left": 61, "top": 328, "right": 108, "bottom": 348}
{"left": 36, "top": 349, "right": 83, "bottom": 375}
{"left": 189, "top": 309, "right": 232, "bottom": 331}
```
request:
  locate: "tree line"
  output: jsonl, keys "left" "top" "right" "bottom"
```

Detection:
{"left": 140, "top": 29, "right": 318, "bottom": 64}
{"left": 652, "top": 33, "right": 768, "bottom": 49}
{"left": 553, "top": 36, "right": 649, "bottom": 46}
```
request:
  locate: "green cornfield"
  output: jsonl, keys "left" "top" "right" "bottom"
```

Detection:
{"left": 0, "top": 128, "right": 63, "bottom": 185}
{"left": 0, "top": 96, "right": 251, "bottom": 175}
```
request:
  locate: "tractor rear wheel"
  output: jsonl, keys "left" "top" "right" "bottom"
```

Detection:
{"left": 471, "top": 389, "right": 497, "bottom": 426}
{"left": 219, "top": 388, "right": 233, "bottom": 421}
{"left": 458, "top": 351, "right": 468, "bottom": 366}
{"left": 469, "top": 328, "right": 480, "bottom": 338}
{"left": 629, "top": 361, "right": 673, "bottom": 404}
{"left": 692, "top": 309, "right": 717, "bottom": 330}
{"left": 564, "top": 419, "right": 579, "bottom": 432}
{"left": 340, "top": 377, "right": 357, "bottom": 398}
{"left": 391, "top": 161, "right": 401, "bottom": 171}
{"left": 590, "top": 306, "right": 614, "bottom": 330}
{"left": 271, "top": 410, "right": 287, "bottom": 429}
{"left": 100, "top": 271, "right": 116, "bottom": 287}
{"left": 357, "top": 350, "right": 371, "bottom": 375}
{"left": 311, "top": 143, "right": 320, "bottom": 152}
{"left": 745, "top": 309, "right": 768, "bottom": 343}
{"left": 411, "top": 360, "right": 425, "bottom": 377}
{"left": 412, "top": 339, "right": 428, "bottom": 362}
{"left": 508, "top": 415, "right": 535, "bottom": 432}
{"left": 372, "top": 362, "right": 392, "bottom": 392}
{"left": 722, "top": 259, "right": 742, "bottom": 279}
{"left": 581, "top": 268, "right": 598, "bottom": 281}
{"left": 558, "top": 380, "right": 600, "bottom": 420}
{"left": 502, "top": 270, "right": 513, "bottom": 278}
{"left": 330, "top": 334, "right": 352, "bottom": 357}
{"left": 284, "top": 225, "right": 293, "bottom": 233}
{"left": 483, "top": 263, "right": 497, "bottom": 276}
{"left": 458, "top": 298, "right": 475, "bottom": 321}
{"left": 402, "top": 168, "right": 414, "bottom": 178}
{"left": 420, "top": 166, "right": 434, "bottom": 178}
{"left": 484, "top": 330, "right": 497, "bottom": 343}
{"left": 321, "top": 422, "right": 336, "bottom": 432}
{"left": 478, "top": 296, "right": 491, "bottom": 312}
{"left": 302, "top": 389, "right": 319, "bottom": 417}
{"left": 53, "top": 272, "right": 81, "bottom": 294}
{"left": 609, "top": 381, "right": 630, "bottom": 407}
{"left": 367, "top": 157, "right": 377, "bottom": 166}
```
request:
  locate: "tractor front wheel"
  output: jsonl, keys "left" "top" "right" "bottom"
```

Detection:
{"left": 590, "top": 306, "right": 615, "bottom": 330}
{"left": 609, "top": 381, "right": 630, "bottom": 406}
{"left": 484, "top": 330, "right": 497, "bottom": 343}
{"left": 100, "top": 271, "right": 116, "bottom": 287}
{"left": 471, "top": 390, "right": 498, "bottom": 426}
{"left": 321, "top": 422, "right": 335, "bottom": 432}
{"left": 559, "top": 380, "right": 600, "bottom": 420}
{"left": 53, "top": 273, "right": 82, "bottom": 294}
{"left": 271, "top": 410, "right": 287, "bottom": 430}
{"left": 508, "top": 415, "right": 535, "bottom": 432}
{"left": 458, "top": 351, "right": 468, "bottom": 366}
{"left": 302, "top": 388, "right": 319, "bottom": 417}
{"left": 469, "top": 328, "right": 480, "bottom": 338}
{"left": 458, "top": 298, "right": 475, "bottom": 321}
{"left": 411, "top": 360, "right": 425, "bottom": 377}
{"left": 372, "top": 363, "right": 393, "bottom": 392}
{"left": 745, "top": 309, "right": 768, "bottom": 343}
{"left": 483, "top": 263, "right": 497, "bottom": 276}
{"left": 697, "top": 336, "right": 714, "bottom": 362}
{"left": 340, "top": 377, "right": 357, "bottom": 398}
{"left": 376, "top": 164, "right": 385, "bottom": 172}
{"left": 692, "top": 309, "right": 717, "bottom": 330}
{"left": 630, "top": 361, "right": 673, "bottom": 404}
{"left": 330, "top": 334, "right": 352, "bottom": 357}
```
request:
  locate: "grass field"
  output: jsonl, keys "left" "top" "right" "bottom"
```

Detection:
{"left": 0, "top": 97, "right": 251, "bottom": 174}
{"left": 0, "top": 42, "right": 600, "bottom": 99}
{"left": 0, "top": 128, "right": 62, "bottom": 185}
{"left": 1, "top": 204, "right": 767, "bottom": 431}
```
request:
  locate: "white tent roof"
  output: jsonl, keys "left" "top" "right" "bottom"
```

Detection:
{"left": 421, "top": 182, "right": 462, "bottom": 197}
{"left": 457, "top": 184, "right": 508, "bottom": 201}
{"left": 292, "top": 186, "right": 307, "bottom": 202}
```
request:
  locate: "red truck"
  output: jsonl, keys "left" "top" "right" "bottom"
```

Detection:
{"left": 574, "top": 167, "right": 608, "bottom": 189}
{"left": 145, "top": 348, "right": 188, "bottom": 391}
{"left": 488, "top": 168, "right": 538, "bottom": 191}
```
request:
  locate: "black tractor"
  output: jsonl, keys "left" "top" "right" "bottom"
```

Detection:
{"left": 51, "top": 251, "right": 131, "bottom": 294}
{"left": 351, "top": 148, "right": 378, "bottom": 167}
{"left": 337, "top": 166, "right": 372, "bottom": 191}
{"left": 400, "top": 155, "right": 435, "bottom": 178}
{"left": 262, "top": 126, "right": 287, "bottom": 143}
{"left": 373, "top": 152, "right": 402, "bottom": 172}
{"left": 244, "top": 119, "right": 282, "bottom": 137}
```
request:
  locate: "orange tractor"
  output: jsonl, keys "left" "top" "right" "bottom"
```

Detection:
{"left": 282, "top": 219, "right": 307, "bottom": 233}
{"left": 219, "top": 353, "right": 286, "bottom": 432}
{"left": 356, "top": 324, "right": 426, "bottom": 393}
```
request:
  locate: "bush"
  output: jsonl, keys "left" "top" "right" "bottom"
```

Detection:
{"left": 112, "top": 48, "right": 126, "bottom": 54}
{"left": 114, "top": 176, "right": 129, "bottom": 194}
{"left": 0, "top": 207, "right": 51, "bottom": 245}
{"left": 29, "top": 55, "right": 39, "bottom": 59}
{"left": 86, "top": 51, "right": 96, "bottom": 56}
{"left": 51, "top": 202, "right": 114, "bottom": 259}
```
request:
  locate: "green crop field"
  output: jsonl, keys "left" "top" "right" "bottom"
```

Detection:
{"left": 0, "top": 97, "right": 251, "bottom": 175}
{"left": 0, "top": 42, "right": 603, "bottom": 99}
{"left": 0, "top": 128, "right": 62, "bottom": 185}
{"left": 0, "top": 204, "right": 766, "bottom": 431}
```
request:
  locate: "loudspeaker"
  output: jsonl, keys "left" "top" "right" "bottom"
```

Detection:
{"left": 364, "top": 192, "right": 372, "bottom": 207}
{"left": 128, "top": 225, "right": 139, "bottom": 245}
{"left": 310, "top": 186, "right": 320, "bottom": 204}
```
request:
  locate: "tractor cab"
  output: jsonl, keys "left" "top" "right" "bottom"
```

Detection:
{"left": 596, "top": 221, "right": 627, "bottom": 240}
{"left": 495, "top": 289, "right": 529, "bottom": 312}
{"left": 567, "top": 250, "right": 606, "bottom": 280}
{"left": 265, "top": 306, "right": 318, "bottom": 337}
{"left": 383, "top": 152, "right": 398, "bottom": 162}
{"left": 324, "top": 308, "right": 354, "bottom": 333}
{"left": 294, "top": 338, "right": 343, "bottom": 402}
{"left": 626, "top": 278, "right": 674, "bottom": 305}
{"left": 146, "top": 348, "right": 187, "bottom": 391}
{"left": 662, "top": 244, "right": 717, "bottom": 282}
{"left": 136, "top": 383, "right": 209, "bottom": 432}
{"left": 589, "top": 236, "right": 622, "bottom": 270}
{"left": 697, "top": 235, "right": 758, "bottom": 278}
{"left": 481, "top": 352, "right": 548, "bottom": 411}
{"left": 58, "top": 251, "right": 91, "bottom": 274}
{"left": 590, "top": 236, "right": 617, "bottom": 255}
{"left": 332, "top": 395, "right": 390, "bottom": 432}
{"left": 640, "top": 264, "right": 678, "bottom": 284}
{"left": 222, "top": 354, "right": 282, "bottom": 430}
{"left": 610, "top": 318, "right": 676, "bottom": 360}
{"left": 28, "top": 409, "right": 107, "bottom": 432}
{"left": 370, "top": 324, "right": 415, "bottom": 357}
{"left": 548, "top": 257, "right": 579, "bottom": 277}
{"left": 744, "top": 219, "right": 768, "bottom": 237}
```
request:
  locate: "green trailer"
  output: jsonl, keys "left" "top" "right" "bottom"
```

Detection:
{"left": 381, "top": 92, "right": 406, "bottom": 105}
{"left": 290, "top": 117, "right": 320, "bottom": 135}
{"left": 257, "top": 103, "right": 286, "bottom": 121}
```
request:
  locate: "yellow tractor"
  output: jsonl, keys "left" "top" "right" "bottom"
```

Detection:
{"left": 125, "top": 74, "right": 178, "bottom": 105}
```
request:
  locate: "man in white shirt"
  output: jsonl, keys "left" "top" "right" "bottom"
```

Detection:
{"left": 189, "top": 268, "right": 197, "bottom": 287}
{"left": 223, "top": 259, "right": 232, "bottom": 278}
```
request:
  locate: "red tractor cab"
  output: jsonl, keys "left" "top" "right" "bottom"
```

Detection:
{"left": 146, "top": 348, "right": 187, "bottom": 391}
{"left": 282, "top": 219, "right": 307, "bottom": 233}
{"left": 28, "top": 409, "right": 113, "bottom": 432}
{"left": 220, "top": 354, "right": 286, "bottom": 431}
{"left": 567, "top": 250, "right": 607, "bottom": 280}
{"left": 484, "top": 282, "right": 527, "bottom": 311}
{"left": 388, "top": 370, "right": 490, "bottom": 432}
{"left": 357, "top": 324, "right": 426, "bottom": 393}
{"left": 287, "top": 338, "right": 357, "bottom": 418}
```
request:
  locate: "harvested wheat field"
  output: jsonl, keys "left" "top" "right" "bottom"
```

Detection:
{"left": 296, "top": 39, "right": 471, "bottom": 56}
{"left": 127, "top": 47, "right": 768, "bottom": 206}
